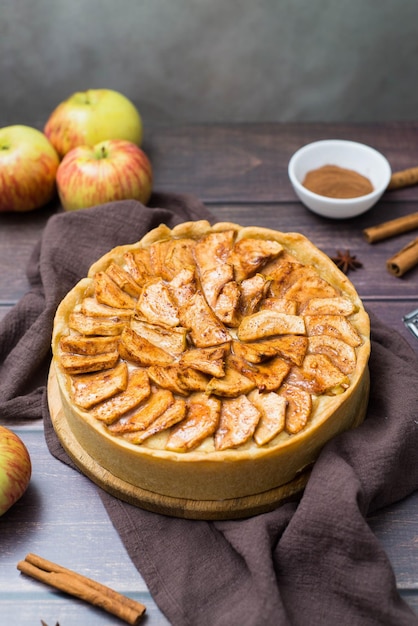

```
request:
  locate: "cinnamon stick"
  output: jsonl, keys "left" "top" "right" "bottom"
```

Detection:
{"left": 387, "top": 167, "right": 418, "bottom": 190}
{"left": 386, "top": 237, "right": 418, "bottom": 277}
{"left": 17, "top": 553, "right": 146, "bottom": 625}
{"left": 363, "top": 212, "right": 418, "bottom": 243}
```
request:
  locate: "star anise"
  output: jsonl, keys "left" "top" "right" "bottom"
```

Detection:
{"left": 331, "top": 249, "right": 363, "bottom": 274}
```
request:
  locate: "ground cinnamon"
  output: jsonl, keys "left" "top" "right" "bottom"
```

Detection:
{"left": 302, "top": 164, "right": 374, "bottom": 199}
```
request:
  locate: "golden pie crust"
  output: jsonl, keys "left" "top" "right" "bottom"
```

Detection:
{"left": 51, "top": 220, "right": 370, "bottom": 502}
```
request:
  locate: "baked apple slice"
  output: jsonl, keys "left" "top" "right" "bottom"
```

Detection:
{"left": 305, "top": 315, "right": 362, "bottom": 347}
{"left": 250, "top": 389, "right": 287, "bottom": 445}
{"left": 237, "top": 310, "right": 306, "bottom": 341}
{"left": 71, "top": 361, "right": 128, "bottom": 409}
{"left": 90, "top": 369, "right": 151, "bottom": 424}
{"left": 279, "top": 384, "right": 312, "bottom": 434}
{"left": 215, "top": 395, "right": 261, "bottom": 450}
{"left": 124, "top": 398, "right": 187, "bottom": 444}
{"left": 119, "top": 327, "right": 173, "bottom": 367}
{"left": 59, "top": 350, "right": 119, "bottom": 375}
{"left": 109, "top": 389, "right": 175, "bottom": 434}
{"left": 166, "top": 393, "right": 221, "bottom": 452}
{"left": 94, "top": 271, "right": 136, "bottom": 309}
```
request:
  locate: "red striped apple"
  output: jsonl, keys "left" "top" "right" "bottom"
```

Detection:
{"left": 56, "top": 139, "right": 153, "bottom": 211}
{"left": 0, "top": 125, "right": 60, "bottom": 212}
{"left": 44, "top": 89, "right": 143, "bottom": 158}
{"left": 0, "top": 426, "right": 31, "bottom": 516}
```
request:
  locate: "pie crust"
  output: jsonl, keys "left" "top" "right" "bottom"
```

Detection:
{"left": 51, "top": 220, "right": 370, "bottom": 502}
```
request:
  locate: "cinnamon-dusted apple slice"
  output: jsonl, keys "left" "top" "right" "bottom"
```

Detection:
{"left": 70, "top": 361, "right": 128, "bottom": 409}
{"left": 263, "top": 254, "right": 302, "bottom": 292}
{"left": 230, "top": 354, "right": 290, "bottom": 392}
{"left": 68, "top": 312, "right": 126, "bottom": 336}
{"left": 279, "top": 383, "right": 312, "bottom": 434}
{"left": 196, "top": 263, "right": 234, "bottom": 310}
{"left": 301, "top": 296, "right": 357, "bottom": 316}
{"left": 177, "top": 367, "right": 210, "bottom": 392}
{"left": 123, "top": 249, "right": 153, "bottom": 284}
{"left": 147, "top": 364, "right": 189, "bottom": 396}
{"left": 90, "top": 369, "right": 151, "bottom": 424}
{"left": 261, "top": 297, "right": 298, "bottom": 315}
{"left": 232, "top": 335, "right": 307, "bottom": 366}
{"left": 168, "top": 267, "right": 197, "bottom": 307}
{"left": 105, "top": 263, "right": 143, "bottom": 297}
{"left": 94, "top": 271, "right": 136, "bottom": 309}
{"left": 108, "top": 389, "right": 175, "bottom": 434}
{"left": 239, "top": 274, "right": 271, "bottom": 317}
{"left": 229, "top": 237, "right": 283, "bottom": 282}
{"left": 305, "top": 315, "right": 362, "bottom": 347}
{"left": 215, "top": 395, "right": 261, "bottom": 451}
{"left": 194, "top": 230, "right": 236, "bottom": 275}
{"left": 149, "top": 238, "right": 196, "bottom": 280}
{"left": 166, "top": 393, "right": 221, "bottom": 452}
{"left": 130, "top": 318, "right": 187, "bottom": 356}
{"left": 60, "top": 334, "right": 119, "bottom": 356}
{"left": 179, "top": 290, "right": 231, "bottom": 348}
{"left": 198, "top": 268, "right": 239, "bottom": 325}
{"left": 268, "top": 262, "right": 338, "bottom": 302}
{"left": 119, "top": 327, "right": 173, "bottom": 367}
{"left": 280, "top": 266, "right": 340, "bottom": 302}
{"left": 136, "top": 278, "right": 180, "bottom": 327}
{"left": 249, "top": 389, "right": 287, "bottom": 445}
{"left": 77, "top": 297, "right": 132, "bottom": 319}
{"left": 206, "top": 356, "right": 256, "bottom": 397}
{"left": 237, "top": 310, "right": 306, "bottom": 341}
{"left": 214, "top": 280, "right": 241, "bottom": 326}
{"left": 286, "top": 354, "right": 350, "bottom": 396}
{"left": 60, "top": 350, "right": 119, "bottom": 375}
{"left": 123, "top": 398, "right": 187, "bottom": 444}
{"left": 308, "top": 335, "right": 357, "bottom": 374}
{"left": 179, "top": 344, "right": 228, "bottom": 377}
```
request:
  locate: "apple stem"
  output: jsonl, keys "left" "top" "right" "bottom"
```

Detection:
{"left": 100, "top": 145, "right": 107, "bottom": 159}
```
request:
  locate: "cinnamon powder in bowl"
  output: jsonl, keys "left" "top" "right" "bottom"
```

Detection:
{"left": 288, "top": 140, "right": 391, "bottom": 219}
{"left": 302, "top": 164, "right": 374, "bottom": 199}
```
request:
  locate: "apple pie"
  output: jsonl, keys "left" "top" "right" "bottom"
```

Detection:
{"left": 51, "top": 220, "right": 370, "bottom": 502}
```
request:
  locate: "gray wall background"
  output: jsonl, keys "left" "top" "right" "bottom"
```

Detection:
{"left": 1, "top": 0, "right": 418, "bottom": 130}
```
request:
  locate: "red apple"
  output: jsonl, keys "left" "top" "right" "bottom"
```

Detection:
{"left": 56, "top": 139, "right": 153, "bottom": 211}
{"left": 0, "top": 426, "right": 31, "bottom": 516}
{"left": 0, "top": 125, "right": 60, "bottom": 212}
{"left": 44, "top": 89, "right": 143, "bottom": 158}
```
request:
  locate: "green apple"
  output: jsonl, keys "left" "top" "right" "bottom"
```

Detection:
{"left": 0, "top": 425, "right": 31, "bottom": 516}
{"left": 0, "top": 125, "right": 60, "bottom": 212}
{"left": 56, "top": 139, "right": 153, "bottom": 211}
{"left": 44, "top": 89, "right": 143, "bottom": 158}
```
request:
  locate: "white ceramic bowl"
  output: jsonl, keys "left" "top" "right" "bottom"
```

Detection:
{"left": 288, "top": 139, "right": 392, "bottom": 219}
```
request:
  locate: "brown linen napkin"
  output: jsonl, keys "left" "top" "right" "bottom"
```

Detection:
{"left": 2, "top": 194, "right": 418, "bottom": 626}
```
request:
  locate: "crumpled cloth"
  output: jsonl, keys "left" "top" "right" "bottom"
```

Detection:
{"left": 1, "top": 193, "right": 418, "bottom": 626}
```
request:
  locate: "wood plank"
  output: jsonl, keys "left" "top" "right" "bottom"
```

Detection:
{"left": 369, "top": 491, "right": 418, "bottom": 587}
{"left": 146, "top": 122, "right": 418, "bottom": 202}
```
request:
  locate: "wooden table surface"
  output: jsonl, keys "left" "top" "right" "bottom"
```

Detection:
{"left": 1, "top": 122, "right": 418, "bottom": 624}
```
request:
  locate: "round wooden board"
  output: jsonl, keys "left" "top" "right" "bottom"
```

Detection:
{"left": 47, "top": 366, "right": 309, "bottom": 520}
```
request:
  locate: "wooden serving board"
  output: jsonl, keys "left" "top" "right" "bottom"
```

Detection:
{"left": 47, "top": 366, "right": 309, "bottom": 520}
